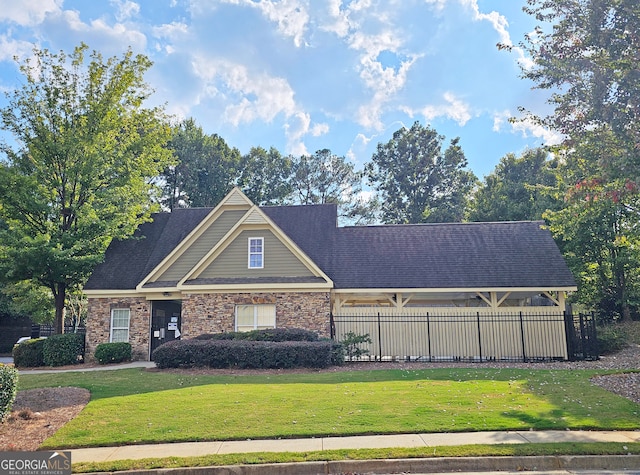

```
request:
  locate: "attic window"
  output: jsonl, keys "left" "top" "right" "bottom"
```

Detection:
{"left": 248, "top": 237, "right": 264, "bottom": 269}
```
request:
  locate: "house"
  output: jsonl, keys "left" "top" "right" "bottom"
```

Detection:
{"left": 84, "top": 188, "right": 577, "bottom": 361}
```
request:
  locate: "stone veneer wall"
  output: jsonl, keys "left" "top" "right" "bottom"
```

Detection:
{"left": 86, "top": 297, "right": 151, "bottom": 361}
{"left": 181, "top": 292, "right": 331, "bottom": 338}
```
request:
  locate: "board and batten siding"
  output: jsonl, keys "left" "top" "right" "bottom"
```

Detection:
{"left": 199, "top": 229, "right": 315, "bottom": 279}
{"left": 155, "top": 210, "right": 247, "bottom": 282}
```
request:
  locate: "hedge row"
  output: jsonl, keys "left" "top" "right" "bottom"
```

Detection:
{"left": 152, "top": 339, "right": 343, "bottom": 369}
{"left": 12, "top": 334, "right": 85, "bottom": 368}
{"left": 193, "top": 328, "right": 319, "bottom": 342}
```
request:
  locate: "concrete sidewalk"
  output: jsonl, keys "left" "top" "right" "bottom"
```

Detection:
{"left": 68, "top": 430, "right": 640, "bottom": 463}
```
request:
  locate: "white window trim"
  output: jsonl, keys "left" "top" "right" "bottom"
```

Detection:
{"left": 248, "top": 237, "right": 264, "bottom": 269}
{"left": 235, "top": 304, "right": 276, "bottom": 332}
{"left": 110, "top": 308, "right": 131, "bottom": 343}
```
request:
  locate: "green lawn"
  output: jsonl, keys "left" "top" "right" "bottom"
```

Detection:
{"left": 17, "top": 366, "right": 640, "bottom": 450}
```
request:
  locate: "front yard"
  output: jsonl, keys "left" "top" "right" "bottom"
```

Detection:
{"left": 15, "top": 365, "right": 640, "bottom": 450}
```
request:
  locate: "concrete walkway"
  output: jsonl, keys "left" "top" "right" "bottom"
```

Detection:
{"left": 68, "top": 430, "right": 640, "bottom": 463}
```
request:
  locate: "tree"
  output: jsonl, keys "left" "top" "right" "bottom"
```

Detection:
{"left": 237, "top": 146, "right": 293, "bottom": 206}
{"left": 546, "top": 136, "right": 640, "bottom": 321}
{"left": 365, "top": 121, "right": 477, "bottom": 224}
{"left": 512, "top": 0, "right": 640, "bottom": 320}
{"left": 517, "top": 0, "right": 640, "bottom": 163}
{"left": 0, "top": 281, "right": 54, "bottom": 324}
{"left": 0, "top": 44, "right": 173, "bottom": 333}
{"left": 468, "top": 148, "right": 561, "bottom": 222}
{"left": 162, "top": 118, "right": 241, "bottom": 209}
{"left": 290, "top": 149, "right": 376, "bottom": 225}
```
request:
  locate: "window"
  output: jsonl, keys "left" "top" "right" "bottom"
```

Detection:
{"left": 248, "top": 237, "right": 264, "bottom": 269}
{"left": 110, "top": 308, "right": 131, "bottom": 342}
{"left": 235, "top": 305, "right": 276, "bottom": 332}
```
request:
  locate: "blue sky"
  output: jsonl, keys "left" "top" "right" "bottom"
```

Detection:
{"left": 0, "top": 0, "right": 560, "bottom": 179}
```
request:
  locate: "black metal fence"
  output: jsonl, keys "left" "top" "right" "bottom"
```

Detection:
{"left": 31, "top": 323, "right": 86, "bottom": 338}
{"left": 331, "top": 311, "right": 599, "bottom": 363}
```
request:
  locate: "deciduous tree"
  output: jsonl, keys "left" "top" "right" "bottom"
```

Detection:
{"left": 0, "top": 44, "right": 173, "bottom": 333}
{"left": 365, "top": 121, "right": 476, "bottom": 224}
{"left": 468, "top": 148, "right": 560, "bottom": 222}
{"left": 162, "top": 118, "right": 241, "bottom": 209}
{"left": 290, "top": 149, "right": 375, "bottom": 224}
{"left": 237, "top": 146, "right": 293, "bottom": 206}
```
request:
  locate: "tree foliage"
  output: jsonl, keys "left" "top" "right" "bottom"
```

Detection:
{"left": 238, "top": 146, "right": 293, "bottom": 206}
{"left": 366, "top": 121, "right": 476, "bottom": 224}
{"left": 162, "top": 118, "right": 241, "bottom": 209}
{"left": 546, "top": 138, "right": 640, "bottom": 321}
{"left": 468, "top": 148, "right": 561, "bottom": 222}
{"left": 519, "top": 0, "right": 640, "bottom": 168}
{"left": 514, "top": 0, "right": 640, "bottom": 320}
{"left": 0, "top": 44, "right": 173, "bottom": 333}
{"left": 290, "top": 149, "right": 375, "bottom": 224}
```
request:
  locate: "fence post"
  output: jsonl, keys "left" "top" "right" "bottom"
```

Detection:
{"left": 426, "top": 313, "right": 432, "bottom": 362}
{"left": 330, "top": 313, "right": 335, "bottom": 340}
{"left": 578, "top": 313, "right": 587, "bottom": 360}
{"left": 563, "top": 311, "right": 575, "bottom": 361}
{"left": 519, "top": 311, "right": 527, "bottom": 362}
{"left": 377, "top": 312, "right": 382, "bottom": 361}
{"left": 476, "top": 312, "right": 483, "bottom": 362}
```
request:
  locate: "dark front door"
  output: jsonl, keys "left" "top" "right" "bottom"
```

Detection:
{"left": 150, "top": 300, "right": 182, "bottom": 359}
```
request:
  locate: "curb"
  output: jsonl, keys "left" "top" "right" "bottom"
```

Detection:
{"left": 87, "top": 454, "right": 640, "bottom": 474}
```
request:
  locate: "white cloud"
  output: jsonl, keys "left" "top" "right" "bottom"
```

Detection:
{"left": 0, "top": 36, "right": 35, "bottom": 63}
{"left": 111, "top": 0, "right": 140, "bottom": 22}
{"left": 43, "top": 9, "right": 147, "bottom": 53}
{"left": 220, "top": 0, "right": 310, "bottom": 47}
{"left": 461, "top": 0, "right": 533, "bottom": 70}
{"left": 191, "top": 56, "right": 326, "bottom": 154}
{"left": 404, "top": 92, "right": 472, "bottom": 126}
{"left": 0, "top": 0, "right": 61, "bottom": 26}
{"left": 494, "top": 110, "right": 562, "bottom": 145}
{"left": 321, "top": 3, "right": 421, "bottom": 130}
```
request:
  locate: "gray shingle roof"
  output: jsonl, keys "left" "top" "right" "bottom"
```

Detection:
{"left": 326, "top": 221, "right": 576, "bottom": 289}
{"left": 85, "top": 204, "right": 576, "bottom": 291}
{"left": 84, "top": 208, "right": 210, "bottom": 290}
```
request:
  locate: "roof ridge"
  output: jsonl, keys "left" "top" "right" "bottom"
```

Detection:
{"left": 339, "top": 220, "right": 544, "bottom": 230}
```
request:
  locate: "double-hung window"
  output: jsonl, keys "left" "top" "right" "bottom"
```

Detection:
{"left": 235, "top": 304, "right": 275, "bottom": 332}
{"left": 248, "top": 237, "right": 264, "bottom": 269}
{"left": 110, "top": 308, "right": 131, "bottom": 342}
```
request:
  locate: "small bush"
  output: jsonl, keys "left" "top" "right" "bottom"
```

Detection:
{"left": 94, "top": 342, "right": 132, "bottom": 364}
{"left": 596, "top": 325, "right": 629, "bottom": 355}
{"left": 43, "top": 333, "right": 85, "bottom": 367}
{"left": 341, "top": 332, "right": 372, "bottom": 361}
{"left": 152, "top": 339, "right": 334, "bottom": 369}
{"left": 0, "top": 364, "right": 18, "bottom": 422}
{"left": 329, "top": 340, "right": 345, "bottom": 366}
{"left": 12, "top": 338, "right": 46, "bottom": 368}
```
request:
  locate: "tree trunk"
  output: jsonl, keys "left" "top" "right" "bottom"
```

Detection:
{"left": 54, "top": 283, "right": 67, "bottom": 334}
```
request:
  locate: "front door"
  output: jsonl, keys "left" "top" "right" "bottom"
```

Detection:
{"left": 150, "top": 301, "right": 182, "bottom": 359}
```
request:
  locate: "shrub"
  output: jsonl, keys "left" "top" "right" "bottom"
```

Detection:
{"left": 43, "top": 333, "right": 85, "bottom": 367}
{"left": 341, "top": 332, "right": 372, "bottom": 361}
{"left": 596, "top": 325, "right": 628, "bottom": 355}
{"left": 193, "top": 328, "right": 319, "bottom": 342}
{"left": 152, "top": 339, "right": 335, "bottom": 369}
{"left": 94, "top": 342, "right": 132, "bottom": 364}
{"left": 0, "top": 364, "right": 18, "bottom": 422}
{"left": 329, "top": 340, "right": 345, "bottom": 366}
{"left": 12, "top": 338, "right": 46, "bottom": 368}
